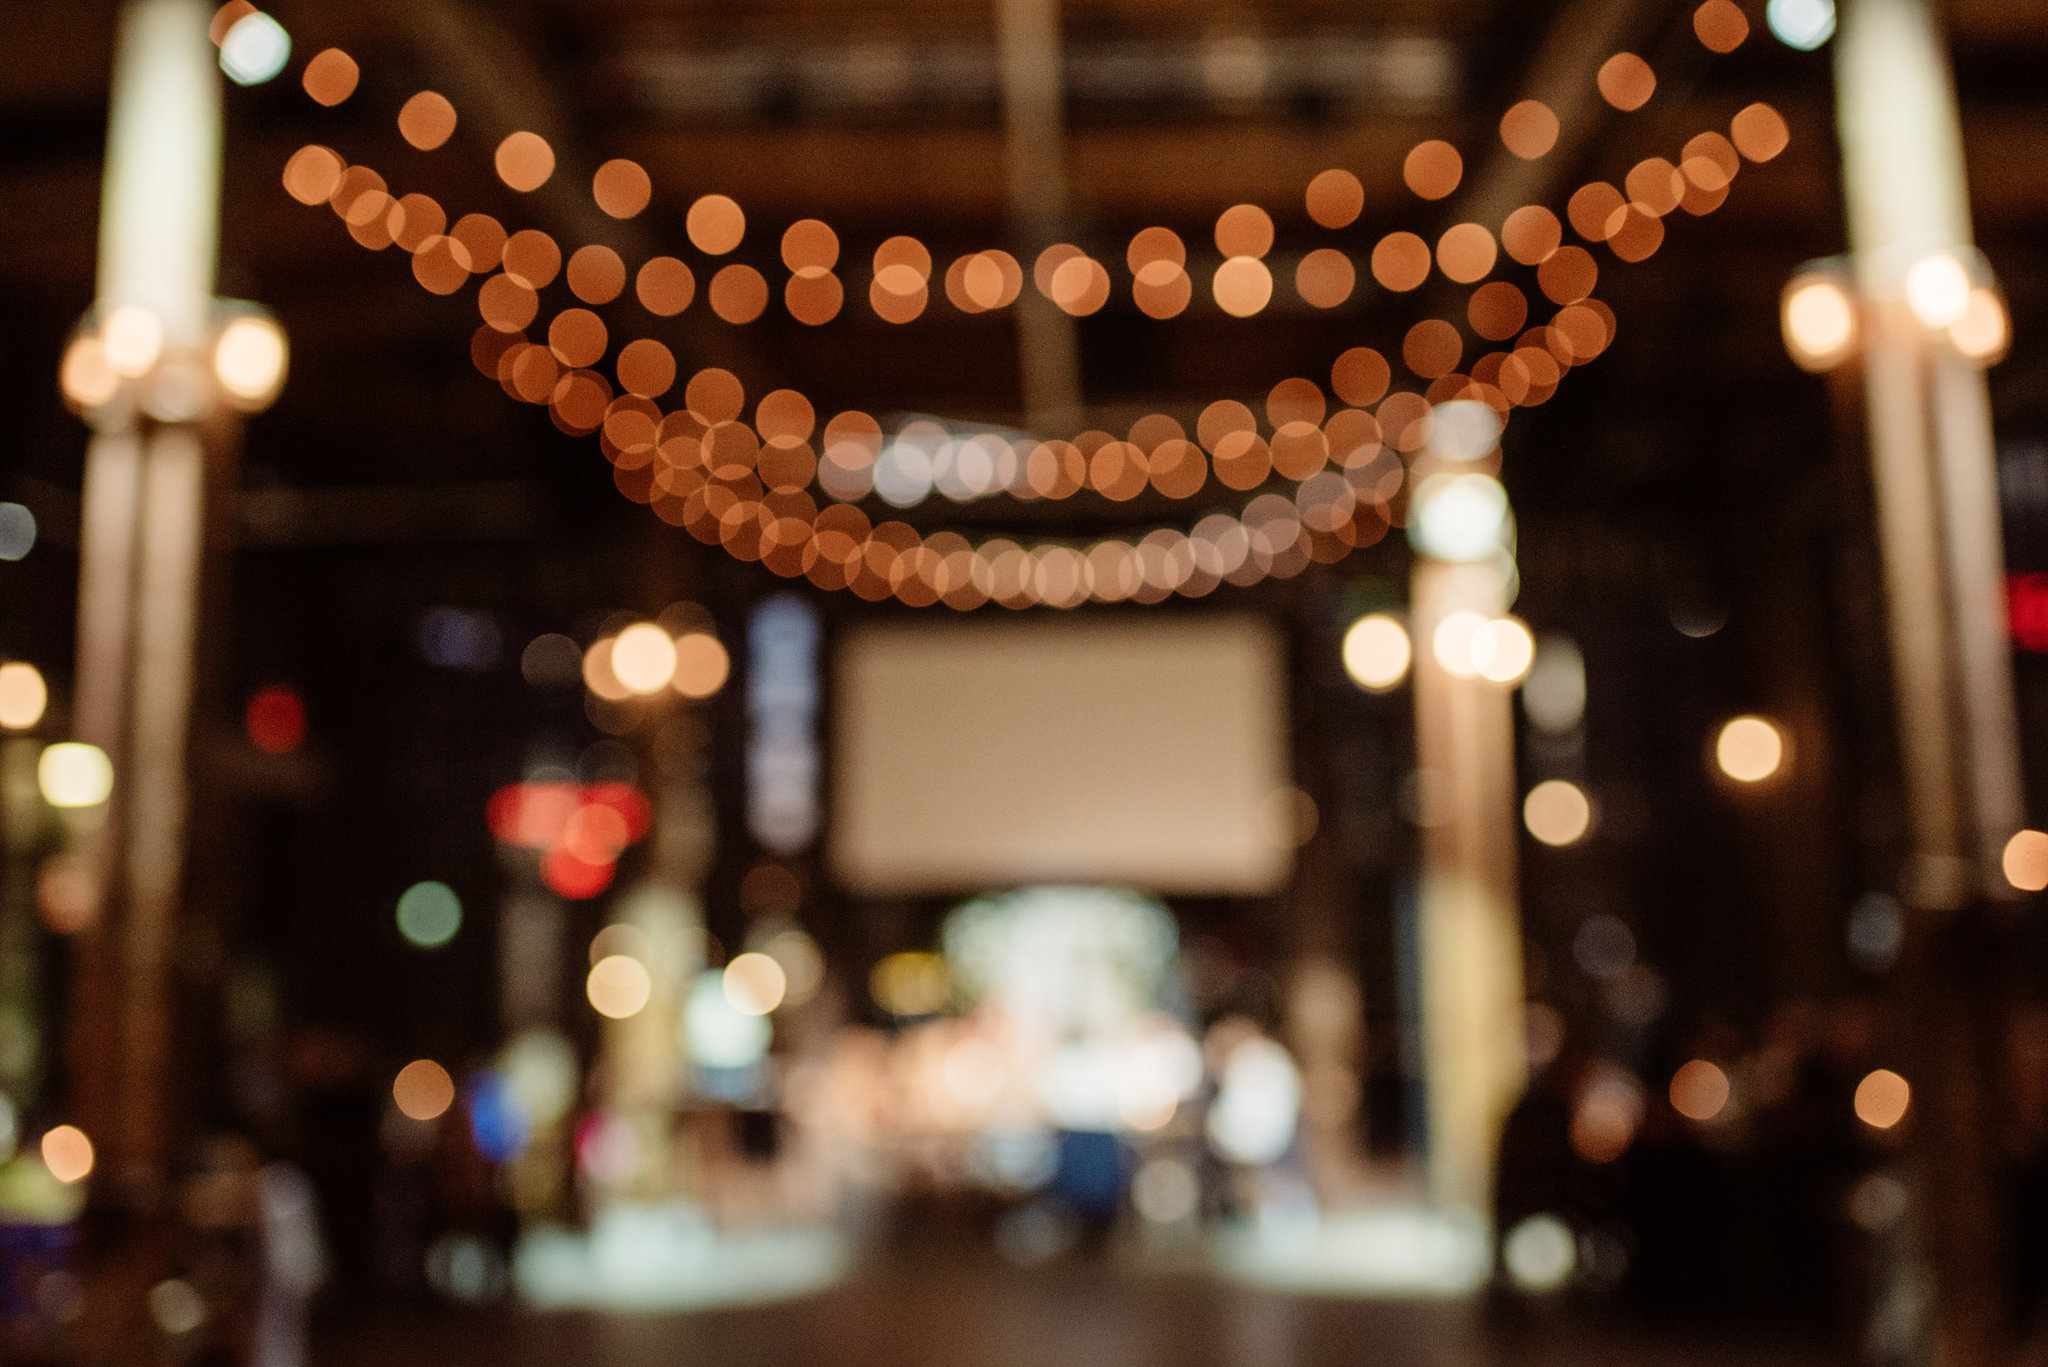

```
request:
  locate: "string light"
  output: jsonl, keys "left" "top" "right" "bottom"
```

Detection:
{"left": 277, "top": 35, "right": 1769, "bottom": 607}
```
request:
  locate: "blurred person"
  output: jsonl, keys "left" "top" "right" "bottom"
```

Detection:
{"left": 253, "top": 1159, "right": 325, "bottom": 1367}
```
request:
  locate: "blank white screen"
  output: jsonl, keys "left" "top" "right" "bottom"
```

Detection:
{"left": 829, "top": 615, "right": 1290, "bottom": 895}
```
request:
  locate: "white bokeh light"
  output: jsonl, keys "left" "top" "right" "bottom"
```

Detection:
{"left": 1409, "top": 474, "right": 1509, "bottom": 562}
{"left": 219, "top": 11, "right": 292, "bottom": 85}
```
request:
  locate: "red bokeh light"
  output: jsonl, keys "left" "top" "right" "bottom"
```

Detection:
{"left": 246, "top": 685, "right": 307, "bottom": 755}
{"left": 2010, "top": 574, "right": 2048, "bottom": 653}
{"left": 541, "top": 847, "right": 615, "bottom": 899}
{"left": 488, "top": 780, "right": 653, "bottom": 898}
{"left": 562, "top": 803, "right": 631, "bottom": 864}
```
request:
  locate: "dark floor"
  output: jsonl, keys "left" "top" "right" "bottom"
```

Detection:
{"left": 314, "top": 1246, "right": 1839, "bottom": 1367}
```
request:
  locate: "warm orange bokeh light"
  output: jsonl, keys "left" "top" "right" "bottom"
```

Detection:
{"left": 616, "top": 339, "right": 676, "bottom": 399}
{"left": 1331, "top": 347, "right": 1391, "bottom": 408}
{"left": 710, "top": 264, "right": 769, "bottom": 323}
{"left": 1538, "top": 246, "right": 1598, "bottom": 305}
{"left": 1568, "top": 182, "right": 1626, "bottom": 242}
{"left": 503, "top": 229, "right": 562, "bottom": 289}
{"left": 1403, "top": 140, "right": 1463, "bottom": 200}
{"left": 495, "top": 131, "right": 556, "bottom": 192}
{"left": 2003, "top": 829, "right": 2048, "bottom": 892}
{"left": 1214, "top": 204, "right": 1275, "bottom": 259}
{"left": 1305, "top": 168, "right": 1364, "bottom": 228}
{"left": 1731, "top": 103, "right": 1791, "bottom": 162}
{"left": 1371, "top": 233, "right": 1432, "bottom": 292}
{"left": 1436, "top": 223, "right": 1498, "bottom": 284}
{"left": 1501, "top": 205, "right": 1562, "bottom": 266}
{"left": 1499, "top": 99, "right": 1560, "bottom": 159}
{"left": 636, "top": 257, "right": 696, "bottom": 316}
{"left": 450, "top": 213, "right": 506, "bottom": 273}
{"left": 1716, "top": 715, "right": 1785, "bottom": 783}
{"left": 41, "top": 1126, "right": 93, "bottom": 1184}
{"left": 592, "top": 159, "right": 653, "bottom": 219}
{"left": 672, "top": 633, "right": 731, "bottom": 698}
{"left": 1597, "top": 53, "right": 1656, "bottom": 111}
{"left": 1211, "top": 258, "right": 1272, "bottom": 318}
{"left": 1693, "top": 0, "right": 1750, "bottom": 51}
{"left": 1670, "top": 1060, "right": 1731, "bottom": 1121}
{"left": 302, "top": 49, "right": 359, "bottom": 106}
{"left": 687, "top": 195, "right": 747, "bottom": 255}
{"left": 283, "top": 145, "right": 344, "bottom": 206}
{"left": 548, "top": 308, "right": 608, "bottom": 369}
{"left": 398, "top": 91, "right": 457, "bottom": 150}
{"left": 393, "top": 1059, "right": 455, "bottom": 1121}
{"left": 1403, "top": 320, "right": 1463, "bottom": 379}
{"left": 782, "top": 219, "right": 840, "bottom": 275}
{"left": 1468, "top": 281, "right": 1529, "bottom": 341}
{"left": 567, "top": 245, "right": 626, "bottom": 305}
{"left": 1855, "top": 1070, "right": 1910, "bottom": 1129}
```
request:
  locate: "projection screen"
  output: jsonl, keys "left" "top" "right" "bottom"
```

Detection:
{"left": 829, "top": 615, "right": 1291, "bottom": 895}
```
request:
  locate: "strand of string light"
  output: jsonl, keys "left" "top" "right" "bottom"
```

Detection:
{"left": 269, "top": 0, "right": 1786, "bottom": 608}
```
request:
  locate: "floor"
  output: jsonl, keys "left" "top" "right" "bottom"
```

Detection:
{"left": 314, "top": 1235, "right": 1839, "bottom": 1367}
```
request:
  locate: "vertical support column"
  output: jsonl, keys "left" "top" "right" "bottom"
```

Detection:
{"left": 115, "top": 428, "right": 208, "bottom": 1192}
{"left": 66, "top": 433, "right": 143, "bottom": 1148}
{"left": 1410, "top": 559, "right": 1525, "bottom": 1216}
{"left": 71, "top": 0, "right": 222, "bottom": 1206}
{"left": 995, "top": 0, "right": 1082, "bottom": 434}
{"left": 0, "top": 741, "right": 46, "bottom": 1110}
{"left": 594, "top": 710, "right": 716, "bottom": 1203}
{"left": 1835, "top": 1, "right": 2018, "bottom": 1361}
{"left": 1929, "top": 347, "right": 2025, "bottom": 886}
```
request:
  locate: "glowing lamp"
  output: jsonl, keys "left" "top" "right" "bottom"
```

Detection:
{"left": 1905, "top": 253, "right": 1971, "bottom": 329}
{"left": 1781, "top": 271, "right": 1857, "bottom": 372}
{"left": 102, "top": 304, "right": 163, "bottom": 378}
{"left": 1950, "top": 287, "right": 2010, "bottom": 364}
{"left": 0, "top": 663, "right": 48, "bottom": 730}
{"left": 1409, "top": 473, "right": 1509, "bottom": 563}
{"left": 610, "top": 623, "right": 678, "bottom": 694}
{"left": 38, "top": 743, "right": 113, "bottom": 808}
{"left": 1766, "top": 0, "right": 1835, "bottom": 49}
{"left": 219, "top": 10, "right": 291, "bottom": 85}
{"left": 1715, "top": 715, "right": 1785, "bottom": 783}
{"left": 722, "top": 952, "right": 787, "bottom": 1016}
{"left": 1341, "top": 613, "right": 1411, "bottom": 691}
{"left": 1471, "top": 617, "right": 1536, "bottom": 684}
{"left": 213, "top": 314, "right": 288, "bottom": 409}
{"left": 41, "top": 1125, "right": 94, "bottom": 1183}
{"left": 587, "top": 955, "right": 652, "bottom": 1019}
{"left": 60, "top": 336, "right": 121, "bottom": 410}
{"left": 1523, "top": 780, "right": 1592, "bottom": 847}
{"left": 392, "top": 1059, "right": 455, "bottom": 1120}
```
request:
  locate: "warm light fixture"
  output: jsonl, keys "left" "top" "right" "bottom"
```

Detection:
{"left": 1410, "top": 474, "right": 1510, "bottom": 563}
{"left": 1766, "top": 0, "right": 1835, "bottom": 50}
{"left": 1950, "top": 287, "right": 2010, "bottom": 364}
{"left": 219, "top": 10, "right": 291, "bottom": 86}
{"left": 0, "top": 663, "right": 48, "bottom": 730}
{"left": 1523, "top": 779, "right": 1592, "bottom": 846}
{"left": 1904, "top": 252, "right": 1972, "bottom": 330}
{"left": 1341, "top": 613, "right": 1411, "bottom": 691}
{"left": 213, "top": 314, "right": 288, "bottom": 408}
{"left": 1715, "top": 715, "right": 1785, "bottom": 783}
{"left": 38, "top": 743, "right": 114, "bottom": 809}
{"left": 1781, "top": 270, "right": 1857, "bottom": 372}
{"left": 101, "top": 304, "right": 163, "bottom": 378}
{"left": 610, "top": 623, "right": 679, "bottom": 695}
{"left": 1471, "top": 617, "right": 1535, "bottom": 684}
